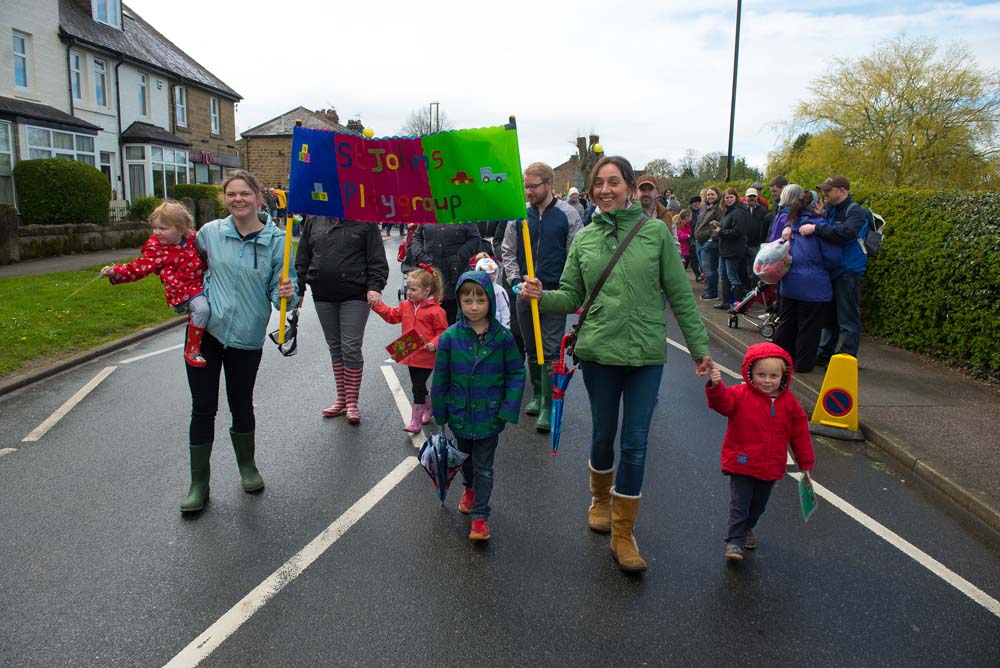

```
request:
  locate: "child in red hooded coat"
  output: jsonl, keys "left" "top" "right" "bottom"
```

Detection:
{"left": 706, "top": 342, "right": 815, "bottom": 560}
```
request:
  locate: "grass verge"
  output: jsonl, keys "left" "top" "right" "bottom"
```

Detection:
{"left": 0, "top": 260, "right": 182, "bottom": 378}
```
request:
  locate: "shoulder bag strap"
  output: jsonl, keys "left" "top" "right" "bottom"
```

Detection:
{"left": 575, "top": 214, "right": 650, "bottom": 332}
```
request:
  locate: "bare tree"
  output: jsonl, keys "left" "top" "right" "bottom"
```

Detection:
{"left": 398, "top": 106, "right": 455, "bottom": 135}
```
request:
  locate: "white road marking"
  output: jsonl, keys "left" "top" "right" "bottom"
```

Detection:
{"left": 22, "top": 366, "right": 117, "bottom": 442}
{"left": 666, "top": 337, "right": 740, "bottom": 379}
{"left": 119, "top": 344, "right": 182, "bottom": 364}
{"left": 785, "top": 458, "right": 1000, "bottom": 619}
{"left": 162, "top": 456, "right": 420, "bottom": 668}
{"left": 0, "top": 448, "right": 16, "bottom": 458}
{"left": 380, "top": 365, "right": 426, "bottom": 448}
{"left": 676, "top": 335, "right": 999, "bottom": 619}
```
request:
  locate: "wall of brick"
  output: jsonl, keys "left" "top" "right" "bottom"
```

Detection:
{"left": 171, "top": 84, "right": 238, "bottom": 161}
{"left": 239, "top": 136, "right": 293, "bottom": 190}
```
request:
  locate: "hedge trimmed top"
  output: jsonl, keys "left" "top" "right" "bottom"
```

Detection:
{"left": 13, "top": 159, "right": 110, "bottom": 226}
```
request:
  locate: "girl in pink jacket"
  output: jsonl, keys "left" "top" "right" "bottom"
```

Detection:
{"left": 372, "top": 264, "right": 449, "bottom": 432}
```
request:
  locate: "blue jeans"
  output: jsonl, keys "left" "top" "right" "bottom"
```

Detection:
{"left": 726, "top": 474, "right": 776, "bottom": 545}
{"left": 458, "top": 434, "right": 499, "bottom": 521}
{"left": 697, "top": 240, "right": 720, "bottom": 298}
{"left": 719, "top": 256, "right": 745, "bottom": 303}
{"left": 818, "top": 271, "right": 863, "bottom": 358}
{"left": 581, "top": 362, "right": 664, "bottom": 496}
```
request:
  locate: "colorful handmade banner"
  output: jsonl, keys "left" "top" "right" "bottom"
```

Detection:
{"left": 288, "top": 119, "right": 524, "bottom": 224}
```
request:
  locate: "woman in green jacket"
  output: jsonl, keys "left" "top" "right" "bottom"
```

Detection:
{"left": 520, "top": 156, "right": 713, "bottom": 572}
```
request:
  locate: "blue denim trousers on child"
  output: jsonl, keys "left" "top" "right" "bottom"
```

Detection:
{"left": 457, "top": 434, "right": 499, "bottom": 521}
{"left": 581, "top": 362, "right": 664, "bottom": 496}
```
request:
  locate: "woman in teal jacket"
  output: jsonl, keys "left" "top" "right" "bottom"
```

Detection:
{"left": 520, "top": 156, "right": 713, "bottom": 572}
{"left": 180, "top": 170, "right": 297, "bottom": 514}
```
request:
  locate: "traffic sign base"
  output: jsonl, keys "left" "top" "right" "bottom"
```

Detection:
{"left": 808, "top": 422, "right": 865, "bottom": 442}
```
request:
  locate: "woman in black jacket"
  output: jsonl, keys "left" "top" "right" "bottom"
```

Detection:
{"left": 410, "top": 222, "right": 481, "bottom": 323}
{"left": 716, "top": 187, "right": 751, "bottom": 308}
{"left": 295, "top": 216, "right": 389, "bottom": 424}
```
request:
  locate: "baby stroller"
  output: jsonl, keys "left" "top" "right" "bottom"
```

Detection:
{"left": 726, "top": 279, "right": 780, "bottom": 340}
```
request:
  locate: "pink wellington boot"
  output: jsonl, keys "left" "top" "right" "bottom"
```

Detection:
{"left": 422, "top": 396, "right": 432, "bottom": 424}
{"left": 403, "top": 404, "right": 423, "bottom": 433}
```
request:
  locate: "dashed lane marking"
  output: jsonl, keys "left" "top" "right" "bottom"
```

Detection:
{"left": 0, "top": 448, "right": 16, "bottom": 458}
{"left": 119, "top": 344, "right": 183, "bottom": 364}
{"left": 666, "top": 337, "right": 741, "bottom": 379}
{"left": 786, "top": 459, "right": 1000, "bottom": 620}
{"left": 22, "top": 366, "right": 117, "bottom": 442}
{"left": 161, "top": 456, "right": 420, "bottom": 668}
{"left": 380, "top": 364, "right": 426, "bottom": 448}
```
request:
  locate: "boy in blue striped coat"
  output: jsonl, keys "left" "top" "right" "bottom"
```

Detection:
{"left": 432, "top": 271, "right": 525, "bottom": 541}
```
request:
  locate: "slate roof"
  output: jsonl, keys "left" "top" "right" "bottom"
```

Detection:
{"left": 58, "top": 0, "right": 241, "bottom": 101}
{"left": 120, "top": 121, "right": 190, "bottom": 147}
{"left": 240, "top": 107, "right": 351, "bottom": 138}
{"left": 0, "top": 95, "right": 102, "bottom": 134}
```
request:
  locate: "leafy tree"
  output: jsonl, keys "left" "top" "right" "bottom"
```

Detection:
{"left": 785, "top": 35, "right": 1000, "bottom": 190}
{"left": 642, "top": 159, "right": 675, "bottom": 179}
{"left": 398, "top": 106, "right": 454, "bottom": 135}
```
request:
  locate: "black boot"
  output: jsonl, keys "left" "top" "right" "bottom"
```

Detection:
{"left": 230, "top": 430, "right": 264, "bottom": 493}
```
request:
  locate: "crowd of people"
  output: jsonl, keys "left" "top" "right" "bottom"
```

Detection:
{"left": 112, "top": 156, "right": 888, "bottom": 572}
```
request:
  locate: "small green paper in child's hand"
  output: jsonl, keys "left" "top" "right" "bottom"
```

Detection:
{"left": 799, "top": 472, "right": 818, "bottom": 522}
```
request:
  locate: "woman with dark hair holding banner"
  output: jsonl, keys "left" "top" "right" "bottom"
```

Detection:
{"left": 519, "top": 156, "right": 712, "bottom": 572}
{"left": 295, "top": 215, "right": 389, "bottom": 424}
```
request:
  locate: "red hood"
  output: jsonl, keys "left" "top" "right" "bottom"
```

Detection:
{"left": 741, "top": 342, "right": 794, "bottom": 395}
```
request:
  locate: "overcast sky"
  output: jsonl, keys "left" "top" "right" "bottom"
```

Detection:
{"left": 127, "top": 0, "right": 1000, "bottom": 173}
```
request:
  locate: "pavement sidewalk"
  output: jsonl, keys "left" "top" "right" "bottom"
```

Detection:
{"left": 686, "top": 272, "right": 1000, "bottom": 535}
{"left": 0, "top": 247, "right": 143, "bottom": 277}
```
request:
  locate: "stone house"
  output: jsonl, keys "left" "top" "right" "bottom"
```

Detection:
{"left": 237, "top": 107, "right": 362, "bottom": 190}
{"left": 0, "top": 0, "right": 241, "bottom": 208}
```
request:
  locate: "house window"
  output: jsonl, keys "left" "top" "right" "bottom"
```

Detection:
{"left": 210, "top": 97, "right": 220, "bottom": 135}
{"left": 174, "top": 86, "right": 187, "bottom": 127}
{"left": 0, "top": 121, "right": 13, "bottom": 205}
{"left": 138, "top": 73, "right": 148, "bottom": 116}
{"left": 92, "top": 0, "right": 122, "bottom": 29}
{"left": 70, "top": 51, "right": 83, "bottom": 101}
{"left": 13, "top": 31, "right": 30, "bottom": 89}
{"left": 25, "top": 126, "right": 97, "bottom": 166}
{"left": 94, "top": 59, "right": 107, "bottom": 107}
{"left": 125, "top": 143, "right": 189, "bottom": 200}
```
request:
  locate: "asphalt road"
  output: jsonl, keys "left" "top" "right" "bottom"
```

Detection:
{"left": 1, "top": 238, "right": 998, "bottom": 667}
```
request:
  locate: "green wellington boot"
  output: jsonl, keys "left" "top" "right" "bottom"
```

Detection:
{"left": 180, "top": 444, "right": 212, "bottom": 513}
{"left": 535, "top": 363, "right": 553, "bottom": 432}
{"left": 230, "top": 430, "right": 265, "bottom": 493}
{"left": 524, "top": 362, "right": 542, "bottom": 416}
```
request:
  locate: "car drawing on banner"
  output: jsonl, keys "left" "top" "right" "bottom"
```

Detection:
{"left": 480, "top": 167, "right": 508, "bottom": 184}
{"left": 450, "top": 171, "right": 475, "bottom": 185}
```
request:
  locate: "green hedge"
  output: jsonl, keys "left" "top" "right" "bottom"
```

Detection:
{"left": 173, "top": 183, "right": 226, "bottom": 226}
{"left": 130, "top": 196, "right": 161, "bottom": 221}
{"left": 856, "top": 189, "right": 1000, "bottom": 383}
{"left": 13, "top": 159, "right": 111, "bottom": 225}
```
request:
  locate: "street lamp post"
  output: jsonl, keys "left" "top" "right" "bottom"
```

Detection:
{"left": 429, "top": 101, "right": 440, "bottom": 133}
{"left": 725, "top": 0, "right": 742, "bottom": 182}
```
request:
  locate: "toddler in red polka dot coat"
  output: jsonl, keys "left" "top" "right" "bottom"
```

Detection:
{"left": 101, "top": 201, "right": 210, "bottom": 367}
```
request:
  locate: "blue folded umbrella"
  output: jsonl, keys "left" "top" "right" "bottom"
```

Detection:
{"left": 550, "top": 333, "right": 578, "bottom": 457}
{"left": 418, "top": 431, "right": 468, "bottom": 503}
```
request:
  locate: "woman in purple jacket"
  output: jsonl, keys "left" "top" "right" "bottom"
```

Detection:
{"left": 773, "top": 189, "right": 842, "bottom": 373}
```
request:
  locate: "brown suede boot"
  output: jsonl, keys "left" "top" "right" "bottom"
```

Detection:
{"left": 588, "top": 464, "right": 614, "bottom": 533}
{"left": 610, "top": 491, "right": 647, "bottom": 572}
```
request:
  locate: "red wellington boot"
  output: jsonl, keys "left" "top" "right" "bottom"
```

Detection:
{"left": 184, "top": 319, "right": 207, "bottom": 368}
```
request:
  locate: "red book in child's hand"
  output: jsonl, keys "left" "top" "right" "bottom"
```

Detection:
{"left": 386, "top": 329, "right": 426, "bottom": 362}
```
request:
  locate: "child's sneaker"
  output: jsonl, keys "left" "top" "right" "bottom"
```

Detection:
{"left": 744, "top": 529, "right": 757, "bottom": 550}
{"left": 725, "top": 543, "right": 744, "bottom": 560}
{"left": 459, "top": 488, "right": 475, "bottom": 514}
{"left": 469, "top": 519, "right": 490, "bottom": 541}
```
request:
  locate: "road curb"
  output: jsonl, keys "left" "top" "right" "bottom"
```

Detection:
{"left": 699, "top": 314, "right": 1000, "bottom": 536}
{"left": 0, "top": 317, "right": 185, "bottom": 398}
